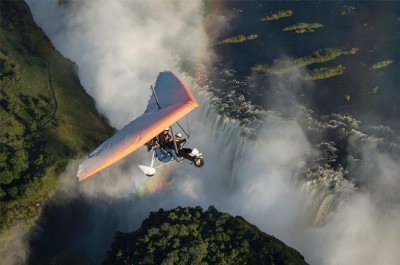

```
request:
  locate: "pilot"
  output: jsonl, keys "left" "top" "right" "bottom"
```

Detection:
{"left": 158, "top": 128, "right": 171, "bottom": 149}
{"left": 157, "top": 128, "right": 181, "bottom": 162}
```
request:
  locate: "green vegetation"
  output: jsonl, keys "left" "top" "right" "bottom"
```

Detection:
{"left": 103, "top": 206, "right": 308, "bottom": 265}
{"left": 283, "top": 23, "right": 323, "bottom": 33}
{"left": 369, "top": 60, "right": 394, "bottom": 70}
{"left": 304, "top": 65, "right": 346, "bottom": 80}
{"left": 340, "top": 5, "right": 356, "bottom": 15}
{"left": 216, "top": 34, "right": 258, "bottom": 45}
{"left": 261, "top": 10, "right": 293, "bottom": 21}
{"left": 0, "top": 0, "right": 113, "bottom": 241}
{"left": 369, "top": 86, "right": 380, "bottom": 94}
{"left": 252, "top": 48, "right": 358, "bottom": 75}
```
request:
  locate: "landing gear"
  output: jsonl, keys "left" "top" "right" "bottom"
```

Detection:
{"left": 138, "top": 147, "right": 204, "bottom": 176}
{"left": 180, "top": 148, "right": 204, "bottom": 168}
{"left": 193, "top": 157, "right": 205, "bottom": 167}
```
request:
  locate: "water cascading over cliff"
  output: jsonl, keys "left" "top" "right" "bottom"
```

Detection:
{"left": 25, "top": 1, "right": 400, "bottom": 264}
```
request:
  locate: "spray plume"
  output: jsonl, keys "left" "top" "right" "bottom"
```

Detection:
{"left": 13, "top": 1, "right": 400, "bottom": 265}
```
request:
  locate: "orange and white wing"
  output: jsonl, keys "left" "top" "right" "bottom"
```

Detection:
{"left": 77, "top": 71, "right": 198, "bottom": 181}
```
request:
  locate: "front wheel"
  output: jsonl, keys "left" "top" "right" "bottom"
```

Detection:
{"left": 193, "top": 157, "right": 204, "bottom": 168}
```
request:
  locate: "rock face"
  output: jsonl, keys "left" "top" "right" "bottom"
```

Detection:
{"left": 103, "top": 206, "right": 308, "bottom": 265}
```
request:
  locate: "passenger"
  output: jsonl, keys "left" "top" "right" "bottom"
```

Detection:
{"left": 174, "top": 133, "right": 191, "bottom": 159}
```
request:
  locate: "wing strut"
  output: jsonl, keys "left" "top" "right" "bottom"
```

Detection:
{"left": 151, "top": 85, "right": 161, "bottom": 110}
{"left": 176, "top": 121, "right": 190, "bottom": 139}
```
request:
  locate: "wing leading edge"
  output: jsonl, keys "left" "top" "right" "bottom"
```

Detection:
{"left": 77, "top": 71, "right": 198, "bottom": 181}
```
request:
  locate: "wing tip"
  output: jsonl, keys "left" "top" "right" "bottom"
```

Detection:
{"left": 76, "top": 165, "right": 89, "bottom": 181}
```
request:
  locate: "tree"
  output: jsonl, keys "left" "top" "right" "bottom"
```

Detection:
{"left": 103, "top": 206, "right": 308, "bottom": 265}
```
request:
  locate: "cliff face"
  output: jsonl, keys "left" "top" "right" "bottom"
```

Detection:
{"left": 0, "top": 0, "right": 114, "bottom": 242}
{"left": 103, "top": 206, "right": 308, "bottom": 265}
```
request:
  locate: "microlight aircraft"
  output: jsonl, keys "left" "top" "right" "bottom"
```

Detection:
{"left": 77, "top": 71, "right": 204, "bottom": 181}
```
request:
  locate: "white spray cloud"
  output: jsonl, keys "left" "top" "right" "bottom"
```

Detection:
{"left": 27, "top": 0, "right": 208, "bottom": 128}
{"left": 308, "top": 150, "right": 400, "bottom": 265}
{"left": 21, "top": 1, "right": 400, "bottom": 265}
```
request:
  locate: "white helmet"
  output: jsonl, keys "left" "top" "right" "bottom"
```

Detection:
{"left": 176, "top": 133, "right": 182, "bottom": 138}
{"left": 164, "top": 127, "right": 169, "bottom": 131}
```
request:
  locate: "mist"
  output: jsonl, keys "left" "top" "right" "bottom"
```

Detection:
{"left": 19, "top": 1, "right": 400, "bottom": 265}
{"left": 27, "top": 0, "right": 209, "bottom": 128}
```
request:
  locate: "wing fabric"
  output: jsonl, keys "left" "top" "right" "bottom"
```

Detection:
{"left": 77, "top": 71, "right": 198, "bottom": 181}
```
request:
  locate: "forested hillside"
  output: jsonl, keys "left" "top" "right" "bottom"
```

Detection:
{"left": 104, "top": 206, "right": 308, "bottom": 265}
{"left": 0, "top": 0, "right": 114, "bottom": 241}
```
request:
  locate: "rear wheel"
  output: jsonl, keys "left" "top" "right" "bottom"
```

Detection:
{"left": 194, "top": 157, "right": 204, "bottom": 167}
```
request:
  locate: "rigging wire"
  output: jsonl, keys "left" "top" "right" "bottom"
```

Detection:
{"left": 176, "top": 121, "right": 190, "bottom": 139}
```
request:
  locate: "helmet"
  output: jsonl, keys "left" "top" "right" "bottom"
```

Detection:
{"left": 175, "top": 133, "right": 182, "bottom": 138}
{"left": 164, "top": 127, "right": 169, "bottom": 131}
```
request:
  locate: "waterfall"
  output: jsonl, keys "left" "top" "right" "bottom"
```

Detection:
{"left": 23, "top": 1, "right": 400, "bottom": 264}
